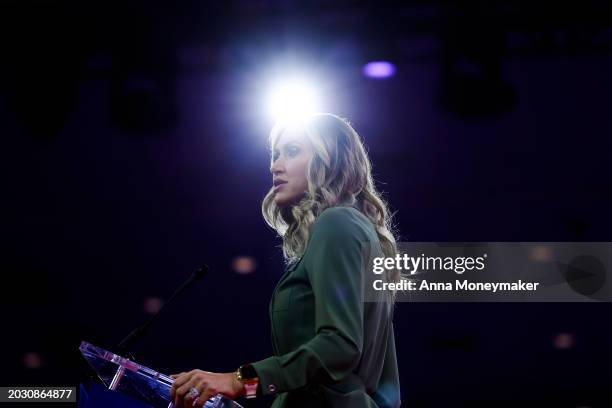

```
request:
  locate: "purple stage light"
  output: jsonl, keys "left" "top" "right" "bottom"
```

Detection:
{"left": 363, "top": 61, "right": 396, "bottom": 79}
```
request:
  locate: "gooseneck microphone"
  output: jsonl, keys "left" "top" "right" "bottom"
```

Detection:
{"left": 116, "top": 264, "right": 209, "bottom": 355}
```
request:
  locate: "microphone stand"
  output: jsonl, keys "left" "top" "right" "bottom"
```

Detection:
{"left": 116, "top": 264, "right": 209, "bottom": 358}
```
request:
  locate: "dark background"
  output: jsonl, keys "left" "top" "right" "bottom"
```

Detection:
{"left": 1, "top": 1, "right": 611, "bottom": 407}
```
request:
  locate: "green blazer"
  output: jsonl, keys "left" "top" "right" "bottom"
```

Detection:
{"left": 252, "top": 206, "right": 401, "bottom": 407}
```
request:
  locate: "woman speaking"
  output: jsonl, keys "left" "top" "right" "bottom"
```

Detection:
{"left": 171, "top": 113, "right": 401, "bottom": 408}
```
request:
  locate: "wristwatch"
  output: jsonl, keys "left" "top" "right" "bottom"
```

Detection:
{"left": 235, "top": 364, "right": 259, "bottom": 399}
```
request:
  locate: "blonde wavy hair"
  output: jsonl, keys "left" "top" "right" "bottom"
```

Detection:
{"left": 262, "top": 113, "right": 398, "bottom": 277}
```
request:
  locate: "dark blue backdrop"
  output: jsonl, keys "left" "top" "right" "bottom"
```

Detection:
{"left": 2, "top": 1, "right": 611, "bottom": 406}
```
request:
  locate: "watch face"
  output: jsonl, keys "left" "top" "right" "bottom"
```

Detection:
{"left": 240, "top": 364, "right": 258, "bottom": 379}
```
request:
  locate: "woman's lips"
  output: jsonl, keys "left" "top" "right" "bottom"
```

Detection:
{"left": 273, "top": 182, "right": 287, "bottom": 192}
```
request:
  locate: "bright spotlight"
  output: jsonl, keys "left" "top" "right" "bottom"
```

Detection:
{"left": 267, "top": 80, "right": 319, "bottom": 122}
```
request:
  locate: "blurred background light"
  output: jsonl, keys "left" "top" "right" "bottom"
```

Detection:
{"left": 362, "top": 61, "right": 396, "bottom": 79}
{"left": 22, "top": 352, "right": 44, "bottom": 369}
{"left": 142, "top": 297, "right": 164, "bottom": 315}
{"left": 232, "top": 256, "right": 258, "bottom": 275}
{"left": 553, "top": 332, "right": 576, "bottom": 350}
{"left": 530, "top": 245, "right": 554, "bottom": 262}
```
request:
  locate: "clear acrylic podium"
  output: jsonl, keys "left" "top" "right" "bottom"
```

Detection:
{"left": 80, "top": 341, "right": 243, "bottom": 408}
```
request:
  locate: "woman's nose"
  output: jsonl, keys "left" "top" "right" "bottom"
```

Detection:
{"left": 270, "top": 159, "right": 284, "bottom": 175}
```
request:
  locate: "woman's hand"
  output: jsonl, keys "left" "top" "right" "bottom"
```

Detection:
{"left": 170, "top": 369, "right": 245, "bottom": 408}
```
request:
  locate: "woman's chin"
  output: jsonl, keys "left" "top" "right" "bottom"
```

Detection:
{"left": 273, "top": 194, "right": 290, "bottom": 208}
{"left": 274, "top": 192, "right": 306, "bottom": 208}
{"left": 274, "top": 193, "right": 303, "bottom": 208}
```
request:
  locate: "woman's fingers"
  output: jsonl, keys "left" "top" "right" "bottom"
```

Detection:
{"left": 193, "top": 380, "right": 211, "bottom": 408}
{"left": 170, "top": 372, "right": 188, "bottom": 400}
{"left": 173, "top": 374, "right": 198, "bottom": 408}
{"left": 170, "top": 372, "right": 186, "bottom": 379}
{"left": 170, "top": 370, "right": 237, "bottom": 408}
{"left": 194, "top": 373, "right": 235, "bottom": 406}
{"left": 172, "top": 370, "right": 197, "bottom": 389}
{"left": 183, "top": 381, "right": 202, "bottom": 408}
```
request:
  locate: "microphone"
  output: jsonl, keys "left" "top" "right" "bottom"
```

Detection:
{"left": 116, "top": 264, "right": 209, "bottom": 356}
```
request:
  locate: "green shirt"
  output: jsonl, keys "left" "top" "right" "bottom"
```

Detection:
{"left": 252, "top": 206, "right": 401, "bottom": 407}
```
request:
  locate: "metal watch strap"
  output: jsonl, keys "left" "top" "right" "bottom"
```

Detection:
{"left": 236, "top": 365, "right": 259, "bottom": 399}
{"left": 242, "top": 379, "right": 259, "bottom": 399}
